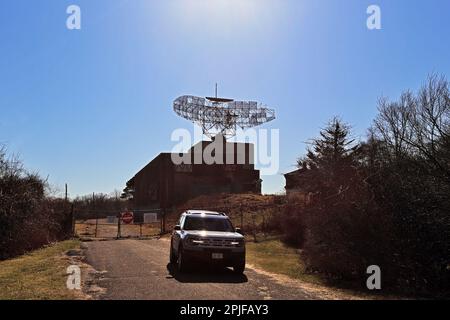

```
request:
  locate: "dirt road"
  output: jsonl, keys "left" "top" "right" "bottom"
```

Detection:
{"left": 82, "top": 239, "right": 323, "bottom": 300}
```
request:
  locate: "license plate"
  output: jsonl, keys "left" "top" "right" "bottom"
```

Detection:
{"left": 212, "top": 253, "right": 223, "bottom": 260}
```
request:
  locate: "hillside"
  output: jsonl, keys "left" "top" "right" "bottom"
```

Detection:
{"left": 167, "top": 193, "right": 286, "bottom": 234}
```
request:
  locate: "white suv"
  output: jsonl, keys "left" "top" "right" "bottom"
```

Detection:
{"left": 170, "top": 210, "right": 246, "bottom": 274}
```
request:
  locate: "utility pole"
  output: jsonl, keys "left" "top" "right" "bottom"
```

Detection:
{"left": 64, "top": 183, "right": 73, "bottom": 237}
{"left": 93, "top": 192, "right": 98, "bottom": 238}
{"left": 71, "top": 203, "right": 75, "bottom": 237}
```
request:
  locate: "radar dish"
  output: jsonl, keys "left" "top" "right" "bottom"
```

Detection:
{"left": 173, "top": 95, "right": 276, "bottom": 139}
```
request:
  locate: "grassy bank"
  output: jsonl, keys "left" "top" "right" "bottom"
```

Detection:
{"left": 246, "top": 238, "right": 324, "bottom": 285}
{"left": 0, "top": 240, "right": 82, "bottom": 300}
{"left": 245, "top": 238, "right": 390, "bottom": 300}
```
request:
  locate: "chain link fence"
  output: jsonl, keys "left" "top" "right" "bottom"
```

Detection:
{"left": 74, "top": 209, "right": 164, "bottom": 239}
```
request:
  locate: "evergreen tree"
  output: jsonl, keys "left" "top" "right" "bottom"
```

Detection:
{"left": 298, "top": 117, "right": 360, "bottom": 197}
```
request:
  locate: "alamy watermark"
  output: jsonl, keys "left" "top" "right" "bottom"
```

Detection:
{"left": 65, "top": 4, "right": 380, "bottom": 31}
{"left": 170, "top": 126, "right": 280, "bottom": 176}
{"left": 66, "top": 5, "right": 81, "bottom": 30}
{"left": 366, "top": 265, "right": 382, "bottom": 290}
{"left": 367, "top": 5, "right": 382, "bottom": 30}
{"left": 66, "top": 265, "right": 81, "bottom": 290}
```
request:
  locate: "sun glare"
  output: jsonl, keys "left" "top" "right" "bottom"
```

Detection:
{"left": 169, "top": 0, "right": 273, "bottom": 34}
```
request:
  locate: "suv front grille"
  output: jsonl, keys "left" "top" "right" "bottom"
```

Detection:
{"left": 191, "top": 238, "right": 242, "bottom": 247}
{"left": 204, "top": 239, "right": 235, "bottom": 247}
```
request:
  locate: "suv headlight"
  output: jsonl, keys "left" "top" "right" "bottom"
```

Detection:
{"left": 230, "top": 240, "right": 244, "bottom": 247}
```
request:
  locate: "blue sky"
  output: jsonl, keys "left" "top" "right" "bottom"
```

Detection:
{"left": 1, "top": 0, "right": 449, "bottom": 197}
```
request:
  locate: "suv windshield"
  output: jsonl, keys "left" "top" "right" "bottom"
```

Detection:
{"left": 183, "top": 216, "right": 234, "bottom": 232}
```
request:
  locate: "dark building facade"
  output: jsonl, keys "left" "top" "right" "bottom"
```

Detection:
{"left": 284, "top": 165, "right": 317, "bottom": 203}
{"left": 284, "top": 168, "right": 306, "bottom": 195}
{"left": 126, "top": 137, "right": 261, "bottom": 209}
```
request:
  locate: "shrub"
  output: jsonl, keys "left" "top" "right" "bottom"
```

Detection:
{"left": 0, "top": 148, "right": 72, "bottom": 260}
{"left": 278, "top": 202, "right": 306, "bottom": 247}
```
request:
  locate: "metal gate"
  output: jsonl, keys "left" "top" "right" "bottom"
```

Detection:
{"left": 74, "top": 209, "right": 165, "bottom": 239}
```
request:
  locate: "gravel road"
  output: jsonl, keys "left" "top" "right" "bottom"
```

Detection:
{"left": 83, "top": 239, "right": 322, "bottom": 300}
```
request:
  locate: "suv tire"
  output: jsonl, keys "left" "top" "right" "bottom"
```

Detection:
{"left": 177, "top": 245, "right": 189, "bottom": 273}
{"left": 233, "top": 263, "right": 245, "bottom": 274}
{"left": 169, "top": 242, "right": 176, "bottom": 264}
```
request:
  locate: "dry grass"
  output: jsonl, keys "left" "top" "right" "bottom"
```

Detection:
{"left": 168, "top": 193, "right": 285, "bottom": 232}
{"left": 177, "top": 193, "right": 278, "bottom": 211}
{"left": 0, "top": 240, "right": 83, "bottom": 300}
{"left": 245, "top": 239, "right": 403, "bottom": 300}
{"left": 246, "top": 238, "right": 325, "bottom": 285}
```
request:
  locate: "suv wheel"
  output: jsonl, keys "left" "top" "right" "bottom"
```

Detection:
{"left": 177, "top": 245, "right": 188, "bottom": 273}
{"left": 233, "top": 263, "right": 245, "bottom": 274}
{"left": 169, "top": 242, "right": 176, "bottom": 264}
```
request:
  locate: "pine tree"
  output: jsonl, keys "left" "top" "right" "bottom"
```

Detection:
{"left": 298, "top": 117, "right": 360, "bottom": 196}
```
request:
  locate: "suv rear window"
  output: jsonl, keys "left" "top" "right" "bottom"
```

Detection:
{"left": 183, "top": 216, "right": 234, "bottom": 232}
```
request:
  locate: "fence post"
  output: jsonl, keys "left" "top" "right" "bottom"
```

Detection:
{"left": 251, "top": 212, "right": 258, "bottom": 243}
{"left": 71, "top": 203, "right": 75, "bottom": 237}
{"left": 160, "top": 210, "right": 164, "bottom": 235}
{"left": 117, "top": 214, "right": 121, "bottom": 239}
{"left": 163, "top": 209, "right": 166, "bottom": 234}
{"left": 140, "top": 223, "right": 143, "bottom": 238}
{"left": 95, "top": 216, "right": 98, "bottom": 238}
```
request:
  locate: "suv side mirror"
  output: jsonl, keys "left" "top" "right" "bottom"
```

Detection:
{"left": 174, "top": 225, "right": 181, "bottom": 231}
{"left": 235, "top": 227, "right": 244, "bottom": 235}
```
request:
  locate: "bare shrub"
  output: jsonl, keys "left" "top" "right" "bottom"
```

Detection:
{"left": 0, "top": 147, "right": 72, "bottom": 259}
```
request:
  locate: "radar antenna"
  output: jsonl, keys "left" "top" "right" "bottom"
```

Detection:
{"left": 173, "top": 86, "right": 276, "bottom": 139}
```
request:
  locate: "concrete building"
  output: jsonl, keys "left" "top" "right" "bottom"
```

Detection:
{"left": 126, "top": 136, "right": 261, "bottom": 209}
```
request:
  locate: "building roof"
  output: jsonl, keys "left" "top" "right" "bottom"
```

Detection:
{"left": 189, "top": 137, "right": 254, "bottom": 154}
{"left": 127, "top": 152, "right": 175, "bottom": 185}
{"left": 284, "top": 167, "right": 307, "bottom": 177}
{"left": 128, "top": 138, "right": 256, "bottom": 185}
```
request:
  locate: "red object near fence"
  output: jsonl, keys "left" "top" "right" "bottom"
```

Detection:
{"left": 121, "top": 211, "right": 134, "bottom": 224}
